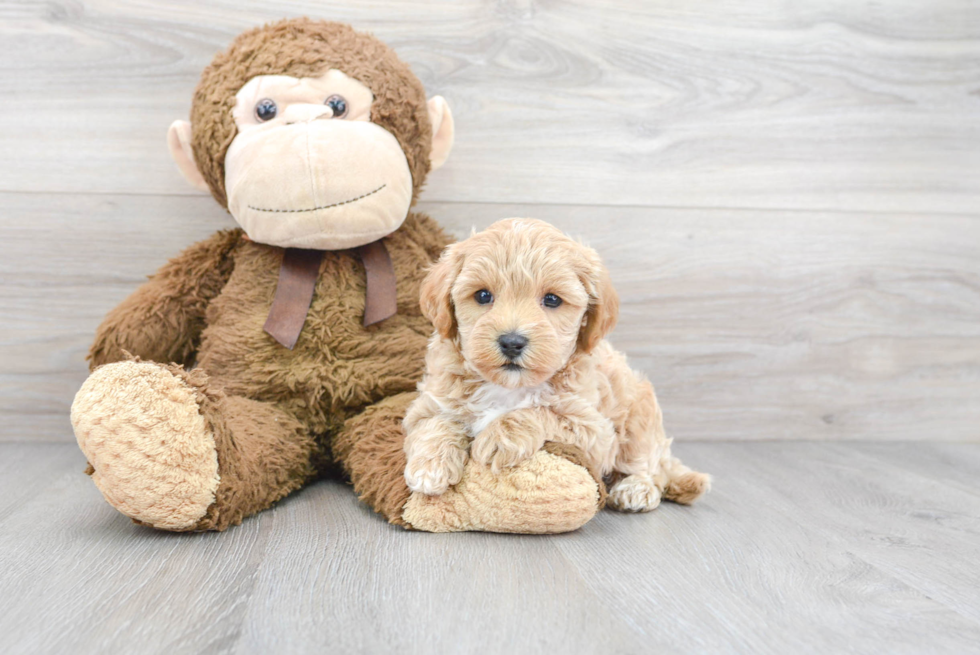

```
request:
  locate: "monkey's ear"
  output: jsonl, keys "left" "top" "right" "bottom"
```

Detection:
{"left": 427, "top": 96, "right": 455, "bottom": 171}
{"left": 167, "top": 120, "right": 210, "bottom": 192}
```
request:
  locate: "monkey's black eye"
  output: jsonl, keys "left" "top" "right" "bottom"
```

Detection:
{"left": 325, "top": 95, "right": 348, "bottom": 118}
{"left": 474, "top": 289, "right": 494, "bottom": 305}
{"left": 255, "top": 98, "right": 277, "bottom": 122}
{"left": 543, "top": 293, "right": 563, "bottom": 308}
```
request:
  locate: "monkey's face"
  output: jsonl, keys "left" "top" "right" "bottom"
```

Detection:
{"left": 221, "top": 70, "right": 410, "bottom": 250}
{"left": 169, "top": 62, "right": 454, "bottom": 251}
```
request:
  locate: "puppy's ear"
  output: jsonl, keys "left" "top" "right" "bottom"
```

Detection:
{"left": 420, "top": 244, "right": 464, "bottom": 339}
{"left": 577, "top": 256, "right": 620, "bottom": 353}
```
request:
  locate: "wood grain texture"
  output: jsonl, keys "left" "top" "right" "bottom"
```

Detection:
{"left": 2, "top": 0, "right": 979, "bottom": 212}
{"left": 848, "top": 442, "right": 980, "bottom": 498}
{"left": 704, "top": 442, "right": 980, "bottom": 625}
{"left": 2, "top": 1, "right": 978, "bottom": 443}
{"left": 2, "top": 193, "right": 977, "bottom": 442}
{"left": 2, "top": 442, "right": 980, "bottom": 654}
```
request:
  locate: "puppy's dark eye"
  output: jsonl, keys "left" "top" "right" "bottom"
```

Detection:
{"left": 255, "top": 98, "right": 278, "bottom": 121}
{"left": 325, "top": 95, "right": 348, "bottom": 118}
{"left": 543, "top": 293, "right": 563, "bottom": 308}
{"left": 474, "top": 289, "right": 494, "bottom": 305}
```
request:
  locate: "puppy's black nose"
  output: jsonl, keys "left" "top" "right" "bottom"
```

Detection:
{"left": 498, "top": 332, "right": 528, "bottom": 360}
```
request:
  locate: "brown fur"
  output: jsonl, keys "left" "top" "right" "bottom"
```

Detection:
{"left": 87, "top": 213, "right": 449, "bottom": 529}
{"left": 193, "top": 392, "right": 317, "bottom": 531}
{"left": 193, "top": 213, "right": 447, "bottom": 433}
{"left": 332, "top": 392, "right": 417, "bottom": 528}
{"left": 190, "top": 19, "right": 433, "bottom": 209}
{"left": 88, "top": 229, "right": 241, "bottom": 369}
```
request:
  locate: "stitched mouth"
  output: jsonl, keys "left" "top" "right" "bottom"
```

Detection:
{"left": 247, "top": 184, "right": 386, "bottom": 213}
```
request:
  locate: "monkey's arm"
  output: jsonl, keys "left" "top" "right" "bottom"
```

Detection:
{"left": 88, "top": 229, "right": 243, "bottom": 370}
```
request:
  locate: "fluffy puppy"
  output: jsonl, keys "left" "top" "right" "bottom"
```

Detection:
{"left": 403, "top": 218, "right": 710, "bottom": 512}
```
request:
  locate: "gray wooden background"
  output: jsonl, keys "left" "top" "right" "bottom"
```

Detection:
{"left": 2, "top": 0, "right": 978, "bottom": 443}
{"left": 3, "top": 4, "right": 980, "bottom": 654}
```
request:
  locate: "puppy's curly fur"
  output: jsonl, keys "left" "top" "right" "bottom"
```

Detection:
{"left": 404, "top": 218, "right": 710, "bottom": 512}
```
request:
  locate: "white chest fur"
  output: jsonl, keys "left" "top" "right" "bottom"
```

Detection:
{"left": 465, "top": 383, "right": 550, "bottom": 437}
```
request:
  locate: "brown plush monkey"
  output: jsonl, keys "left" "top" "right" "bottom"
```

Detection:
{"left": 70, "top": 19, "right": 604, "bottom": 533}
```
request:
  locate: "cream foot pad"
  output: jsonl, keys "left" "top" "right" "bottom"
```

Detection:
{"left": 71, "top": 361, "right": 220, "bottom": 531}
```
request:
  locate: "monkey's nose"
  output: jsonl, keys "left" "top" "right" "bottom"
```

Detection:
{"left": 282, "top": 104, "right": 333, "bottom": 125}
{"left": 498, "top": 333, "right": 529, "bottom": 360}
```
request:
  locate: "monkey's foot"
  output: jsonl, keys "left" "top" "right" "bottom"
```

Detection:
{"left": 71, "top": 360, "right": 220, "bottom": 531}
{"left": 402, "top": 443, "right": 603, "bottom": 534}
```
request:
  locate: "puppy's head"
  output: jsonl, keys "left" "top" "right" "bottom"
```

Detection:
{"left": 420, "top": 218, "right": 619, "bottom": 388}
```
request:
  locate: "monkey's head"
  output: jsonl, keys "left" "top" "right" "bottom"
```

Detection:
{"left": 167, "top": 19, "right": 454, "bottom": 250}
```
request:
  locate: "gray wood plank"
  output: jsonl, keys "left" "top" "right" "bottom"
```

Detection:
{"left": 2, "top": 1, "right": 979, "bottom": 212}
{"left": 0, "top": 445, "right": 269, "bottom": 655}
{"left": 233, "top": 481, "right": 647, "bottom": 655}
{"left": 848, "top": 442, "right": 980, "bottom": 498}
{"left": 0, "top": 443, "right": 79, "bottom": 522}
{"left": 0, "top": 192, "right": 234, "bottom": 442}
{"left": 3, "top": 193, "right": 978, "bottom": 443}
{"left": 4, "top": 443, "right": 980, "bottom": 655}
{"left": 691, "top": 442, "right": 980, "bottom": 625}
{"left": 556, "top": 443, "right": 980, "bottom": 653}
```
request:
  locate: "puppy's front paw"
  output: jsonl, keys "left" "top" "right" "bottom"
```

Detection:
{"left": 608, "top": 475, "right": 662, "bottom": 512}
{"left": 471, "top": 415, "right": 545, "bottom": 474}
{"left": 405, "top": 448, "right": 467, "bottom": 496}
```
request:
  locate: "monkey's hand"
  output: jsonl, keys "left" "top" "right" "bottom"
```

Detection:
{"left": 88, "top": 230, "right": 240, "bottom": 370}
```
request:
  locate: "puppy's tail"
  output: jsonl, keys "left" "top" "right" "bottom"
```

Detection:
{"left": 660, "top": 453, "right": 711, "bottom": 505}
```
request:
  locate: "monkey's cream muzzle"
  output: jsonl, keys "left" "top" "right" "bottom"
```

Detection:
{"left": 224, "top": 115, "right": 413, "bottom": 250}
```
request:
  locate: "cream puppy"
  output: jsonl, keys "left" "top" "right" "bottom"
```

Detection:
{"left": 403, "top": 219, "right": 710, "bottom": 512}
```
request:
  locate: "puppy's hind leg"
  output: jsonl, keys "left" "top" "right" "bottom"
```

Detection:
{"left": 659, "top": 455, "right": 712, "bottom": 505}
{"left": 607, "top": 379, "right": 710, "bottom": 512}
{"left": 608, "top": 448, "right": 711, "bottom": 511}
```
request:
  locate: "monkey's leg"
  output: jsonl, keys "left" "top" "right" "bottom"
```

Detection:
{"left": 71, "top": 360, "right": 316, "bottom": 531}
{"left": 334, "top": 393, "right": 606, "bottom": 534}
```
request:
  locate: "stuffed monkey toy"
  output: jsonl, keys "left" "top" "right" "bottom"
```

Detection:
{"left": 70, "top": 18, "right": 605, "bottom": 533}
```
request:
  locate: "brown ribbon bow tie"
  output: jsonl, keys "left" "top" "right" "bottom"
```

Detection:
{"left": 263, "top": 240, "right": 398, "bottom": 349}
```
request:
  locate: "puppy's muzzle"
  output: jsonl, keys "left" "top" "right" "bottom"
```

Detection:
{"left": 497, "top": 332, "right": 528, "bottom": 361}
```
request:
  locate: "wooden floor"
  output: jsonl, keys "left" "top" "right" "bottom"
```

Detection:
{"left": 1, "top": 441, "right": 979, "bottom": 654}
